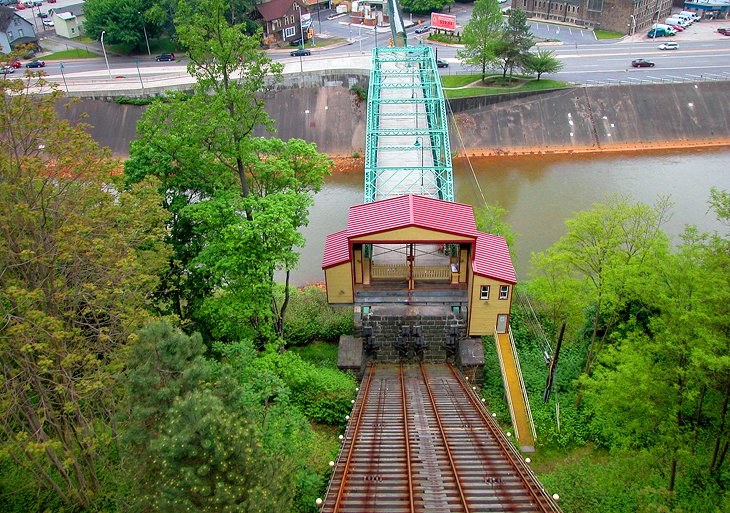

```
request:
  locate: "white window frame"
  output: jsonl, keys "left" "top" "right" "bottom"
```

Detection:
{"left": 283, "top": 26, "right": 296, "bottom": 38}
{"left": 499, "top": 285, "right": 509, "bottom": 300}
{"left": 480, "top": 285, "right": 490, "bottom": 300}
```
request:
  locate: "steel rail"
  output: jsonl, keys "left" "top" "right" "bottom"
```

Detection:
{"left": 332, "top": 365, "right": 376, "bottom": 512}
{"left": 446, "top": 363, "right": 562, "bottom": 513}
{"left": 419, "top": 363, "right": 471, "bottom": 513}
{"left": 399, "top": 364, "right": 416, "bottom": 513}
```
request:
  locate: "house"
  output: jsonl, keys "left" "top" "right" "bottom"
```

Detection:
{"left": 256, "top": 0, "right": 310, "bottom": 46}
{"left": 0, "top": 6, "right": 36, "bottom": 54}
{"left": 50, "top": 2, "right": 84, "bottom": 39}
{"left": 519, "top": 0, "right": 672, "bottom": 34}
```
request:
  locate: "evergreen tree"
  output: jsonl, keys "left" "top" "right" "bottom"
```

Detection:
{"left": 495, "top": 8, "right": 534, "bottom": 80}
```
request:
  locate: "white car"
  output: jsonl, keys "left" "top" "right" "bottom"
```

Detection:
{"left": 658, "top": 42, "right": 678, "bottom": 50}
{"left": 42, "top": 19, "right": 54, "bottom": 27}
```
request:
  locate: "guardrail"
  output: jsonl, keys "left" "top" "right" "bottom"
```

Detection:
{"left": 584, "top": 71, "right": 730, "bottom": 86}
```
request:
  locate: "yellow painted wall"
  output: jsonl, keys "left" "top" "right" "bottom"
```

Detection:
{"left": 354, "top": 249, "right": 363, "bottom": 284}
{"left": 352, "top": 227, "right": 474, "bottom": 243}
{"left": 325, "top": 263, "right": 353, "bottom": 304}
{"left": 468, "top": 276, "right": 513, "bottom": 336}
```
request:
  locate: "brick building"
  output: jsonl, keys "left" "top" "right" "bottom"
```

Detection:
{"left": 519, "top": 0, "right": 673, "bottom": 34}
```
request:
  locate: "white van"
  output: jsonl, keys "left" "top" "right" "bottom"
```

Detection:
{"left": 666, "top": 17, "right": 683, "bottom": 26}
{"left": 680, "top": 11, "right": 701, "bottom": 21}
{"left": 676, "top": 14, "right": 694, "bottom": 24}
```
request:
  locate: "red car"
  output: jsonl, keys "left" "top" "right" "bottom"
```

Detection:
{"left": 667, "top": 24, "right": 684, "bottom": 31}
{"left": 14, "top": 4, "right": 25, "bottom": 9}
{"left": 717, "top": 28, "right": 728, "bottom": 34}
{"left": 631, "top": 59, "right": 655, "bottom": 68}
{"left": 9, "top": 60, "right": 21, "bottom": 68}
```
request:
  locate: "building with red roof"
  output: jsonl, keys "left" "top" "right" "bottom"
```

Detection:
{"left": 322, "top": 194, "right": 516, "bottom": 337}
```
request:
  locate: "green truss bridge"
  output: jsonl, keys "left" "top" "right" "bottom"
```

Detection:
{"left": 363, "top": 44, "right": 454, "bottom": 204}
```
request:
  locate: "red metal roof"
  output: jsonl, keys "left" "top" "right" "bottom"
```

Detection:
{"left": 256, "top": 0, "right": 305, "bottom": 21}
{"left": 323, "top": 195, "right": 516, "bottom": 284}
{"left": 322, "top": 229, "right": 350, "bottom": 269}
{"left": 347, "top": 195, "right": 480, "bottom": 239}
{"left": 472, "top": 233, "right": 516, "bottom": 284}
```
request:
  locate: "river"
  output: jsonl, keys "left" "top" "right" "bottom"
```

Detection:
{"left": 290, "top": 148, "right": 730, "bottom": 286}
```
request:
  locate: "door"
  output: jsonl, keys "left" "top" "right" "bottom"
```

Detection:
{"left": 496, "top": 314, "right": 508, "bottom": 334}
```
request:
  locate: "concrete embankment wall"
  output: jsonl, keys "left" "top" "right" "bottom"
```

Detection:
{"left": 57, "top": 74, "right": 730, "bottom": 157}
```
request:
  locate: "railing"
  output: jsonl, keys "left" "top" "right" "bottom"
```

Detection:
{"left": 371, "top": 264, "right": 450, "bottom": 280}
{"left": 493, "top": 331, "right": 520, "bottom": 441}
{"left": 508, "top": 325, "right": 537, "bottom": 442}
{"left": 584, "top": 72, "right": 730, "bottom": 87}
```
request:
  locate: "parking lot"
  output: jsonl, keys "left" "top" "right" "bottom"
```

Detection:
{"left": 626, "top": 17, "right": 730, "bottom": 43}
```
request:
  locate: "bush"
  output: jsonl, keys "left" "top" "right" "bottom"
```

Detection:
{"left": 350, "top": 84, "right": 367, "bottom": 101}
{"left": 284, "top": 286, "right": 354, "bottom": 346}
{"left": 254, "top": 350, "right": 356, "bottom": 425}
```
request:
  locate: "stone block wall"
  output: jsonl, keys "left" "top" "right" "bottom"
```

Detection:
{"left": 356, "top": 310, "right": 467, "bottom": 364}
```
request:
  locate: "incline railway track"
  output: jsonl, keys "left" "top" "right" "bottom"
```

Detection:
{"left": 321, "top": 363, "right": 561, "bottom": 513}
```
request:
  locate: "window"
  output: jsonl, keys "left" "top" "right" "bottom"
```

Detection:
{"left": 7, "top": 31, "right": 12, "bottom": 40}
{"left": 284, "top": 26, "right": 295, "bottom": 38}
{"left": 480, "top": 285, "right": 490, "bottom": 300}
{"left": 587, "top": 0, "right": 603, "bottom": 12}
{"left": 499, "top": 285, "right": 509, "bottom": 300}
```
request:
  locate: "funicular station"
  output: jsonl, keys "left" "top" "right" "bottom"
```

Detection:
{"left": 318, "top": 2, "right": 561, "bottom": 511}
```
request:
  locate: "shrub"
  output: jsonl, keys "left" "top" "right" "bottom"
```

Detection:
{"left": 350, "top": 84, "right": 367, "bottom": 101}
{"left": 284, "top": 286, "right": 354, "bottom": 346}
{"left": 254, "top": 350, "right": 356, "bottom": 425}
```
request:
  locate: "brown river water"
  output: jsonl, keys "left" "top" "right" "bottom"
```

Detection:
{"left": 289, "top": 148, "right": 730, "bottom": 286}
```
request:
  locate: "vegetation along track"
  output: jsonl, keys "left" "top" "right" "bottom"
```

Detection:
{"left": 321, "top": 363, "right": 562, "bottom": 513}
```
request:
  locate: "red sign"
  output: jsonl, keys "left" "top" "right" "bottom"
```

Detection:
{"left": 431, "top": 13, "right": 456, "bottom": 31}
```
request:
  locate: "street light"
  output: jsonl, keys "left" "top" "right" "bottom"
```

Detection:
{"left": 138, "top": 12, "right": 151, "bottom": 56}
{"left": 100, "top": 30, "right": 111, "bottom": 79}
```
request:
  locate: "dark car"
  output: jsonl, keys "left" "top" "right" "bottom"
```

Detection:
{"left": 436, "top": 58, "right": 448, "bottom": 68}
{"left": 631, "top": 58, "right": 655, "bottom": 68}
{"left": 415, "top": 24, "right": 430, "bottom": 34}
{"left": 717, "top": 27, "right": 728, "bottom": 34}
{"left": 155, "top": 53, "right": 175, "bottom": 62}
{"left": 37, "top": 10, "right": 47, "bottom": 16}
{"left": 290, "top": 48, "right": 311, "bottom": 57}
{"left": 25, "top": 60, "right": 45, "bottom": 68}
{"left": 289, "top": 38, "right": 303, "bottom": 47}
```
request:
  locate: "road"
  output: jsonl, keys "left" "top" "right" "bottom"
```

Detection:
{"left": 8, "top": 2, "right": 730, "bottom": 90}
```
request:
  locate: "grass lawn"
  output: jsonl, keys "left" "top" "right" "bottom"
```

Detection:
{"left": 442, "top": 74, "right": 569, "bottom": 98}
{"left": 42, "top": 49, "right": 98, "bottom": 60}
{"left": 594, "top": 29, "right": 623, "bottom": 39}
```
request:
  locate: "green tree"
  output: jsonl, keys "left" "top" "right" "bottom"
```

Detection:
{"left": 495, "top": 8, "right": 534, "bottom": 80}
{"left": 123, "top": 321, "right": 310, "bottom": 512}
{"left": 0, "top": 79, "right": 169, "bottom": 508}
{"left": 456, "top": 0, "right": 504, "bottom": 80}
{"left": 126, "top": 0, "right": 332, "bottom": 341}
{"left": 530, "top": 196, "right": 672, "bottom": 404}
{"left": 524, "top": 48, "right": 564, "bottom": 80}
{"left": 474, "top": 202, "right": 517, "bottom": 255}
{"left": 400, "top": 0, "right": 454, "bottom": 14}
{"left": 83, "top": 0, "right": 161, "bottom": 49}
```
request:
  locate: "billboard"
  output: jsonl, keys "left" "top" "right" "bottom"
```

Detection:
{"left": 431, "top": 13, "right": 456, "bottom": 31}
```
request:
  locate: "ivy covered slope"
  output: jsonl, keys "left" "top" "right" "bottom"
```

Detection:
{"left": 481, "top": 193, "right": 730, "bottom": 513}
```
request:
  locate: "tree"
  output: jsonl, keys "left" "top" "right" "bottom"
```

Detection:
{"left": 456, "top": 0, "right": 504, "bottom": 80}
{"left": 474, "top": 202, "right": 518, "bottom": 255}
{"left": 400, "top": 0, "right": 454, "bottom": 14}
{"left": 83, "top": 0, "right": 161, "bottom": 49}
{"left": 529, "top": 195, "right": 672, "bottom": 404}
{"left": 495, "top": 8, "right": 534, "bottom": 80}
{"left": 126, "top": 0, "right": 332, "bottom": 342}
{"left": 524, "top": 48, "right": 564, "bottom": 80}
{"left": 123, "top": 321, "right": 310, "bottom": 513}
{"left": 0, "top": 78, "right": 169, "bottom": 508}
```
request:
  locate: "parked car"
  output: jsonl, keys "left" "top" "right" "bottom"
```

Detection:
{"left": 1, "top": 65, "right": 16, "bottom": 74}
{"left": 155, "top": 53, "right": 175, "bottom": 62}
{"left": 648, "top": 28, "right": 667, "bottom": 37}
{"left": 47, "top": 0, "right": 55, "bottom": 4}
{"left": 667, "top": 24, "right": 684, "bottom": 31}
{"left": 9, "top": 60, "right": 21, "bottom": 68}
{"left": 718, "top": 28, "right": 729, "bottom": 35}
{"left": 32, "top": 0, "right": 42, "bottom": 5}
{"left": 415, "top": 24, "right": 430, "bottom": 34}
{"left": 26, "top": 59, "right": 45, "bottom": 68}
{"left": 658, "top": 41, "right": 678, "bottom": 50}
{"left": 42, "top": 18, "right": 53, "bottom": 26}
{"left": 436, "top": 58, "right": 448, "bottom": 68}
{"left": 290, "top": 48, "right": 311, "bottom": 57}
{"left": 36, "top": 10, "right": 47, "bottom": 16}
{"left": 631, "top": 59, "right": 655, "bottom": 68}
{"left": 14, "top": 3, "right": 25, "bottom": 9}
